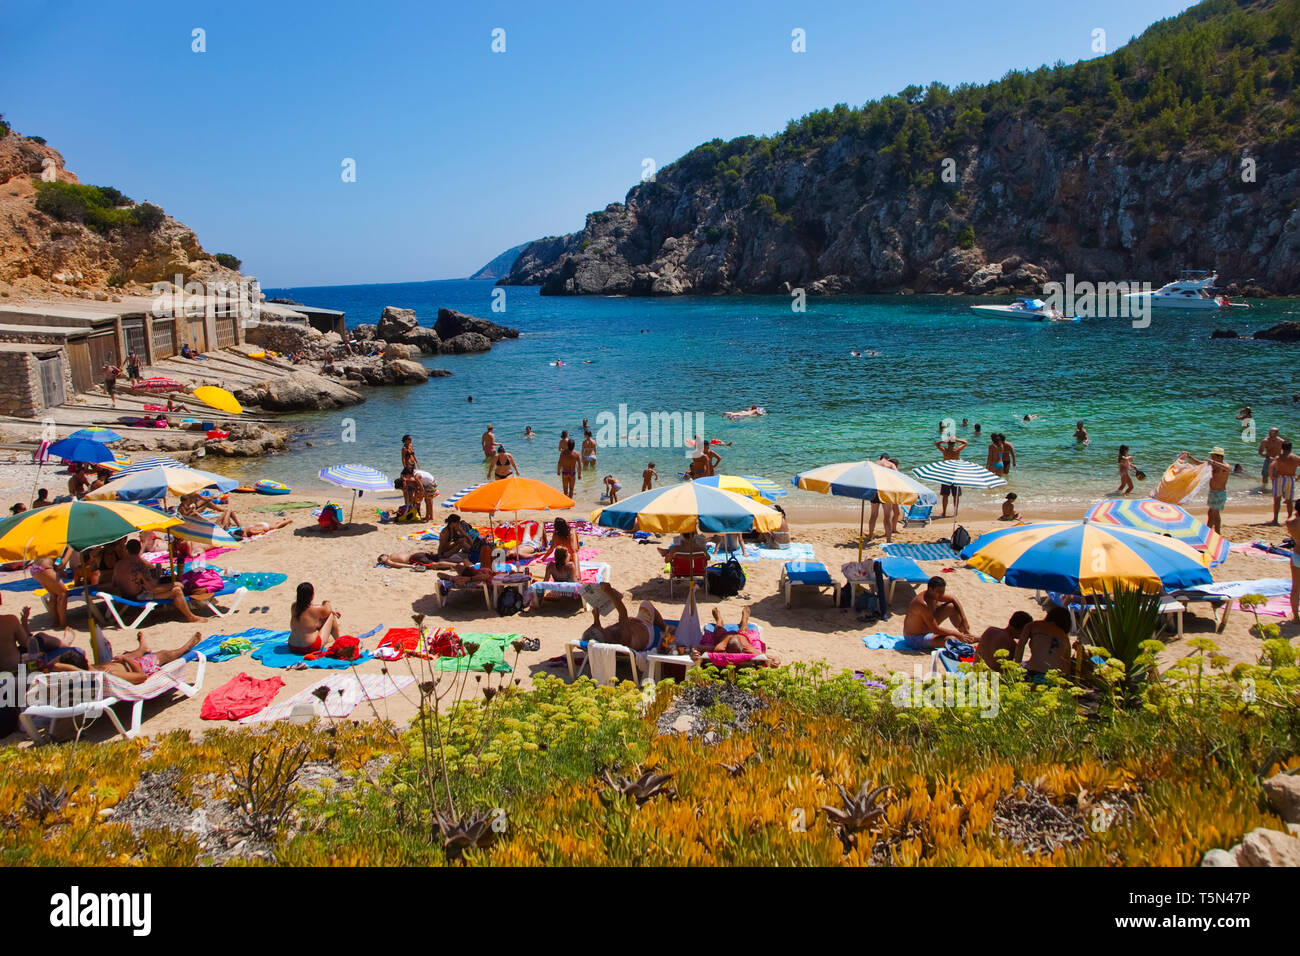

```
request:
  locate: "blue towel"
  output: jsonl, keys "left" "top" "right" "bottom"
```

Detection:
{"left": 784, "top": 560, "right": 833, "bottom": 585}
{"left": 882, "top": 542, "right": 957, "bottom": 561}
{"left": 224, "top": 571, "right": 289, "bottom": 592}
{"left": 861, "top": 632, "right": 910, "bottom": 650}
{"left": 185, "top": 627, "right": 285, "bottom": 663}
{"left": 252, "top": 641, "right": 374, "bottom": 670}
{"left": 0, "top": 577, "right": 42, "bottom": 592}
{"left": 972, "top": 569, "right": 999, "bottom": 584}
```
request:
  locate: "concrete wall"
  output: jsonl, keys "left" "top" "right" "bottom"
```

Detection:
{"left": 0, "top": 347, "right": 70, "bottom": 418}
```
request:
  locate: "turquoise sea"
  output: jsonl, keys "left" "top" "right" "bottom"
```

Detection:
{"left": 220, "top": 279, "right": 1300, "bottom": 514}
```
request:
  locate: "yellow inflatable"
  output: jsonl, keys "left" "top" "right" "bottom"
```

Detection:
{"left": 1154, "top": 459, "right": 1209, "bottom": 504}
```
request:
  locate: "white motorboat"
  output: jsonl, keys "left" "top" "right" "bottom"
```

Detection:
{"left": 1125, "top": 271, "right": 1250, "bottom": 310}
{"left": 970, "top": 298, "right": 1078, "bottom": 322}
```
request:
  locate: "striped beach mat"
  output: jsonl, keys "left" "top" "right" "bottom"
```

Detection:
{"left": 882, "top": 542, "right": 958, "bottom": 562}
{"left": 241, "top": 672, "right": 415, "bottom": 724}
{"left": 441, "top": 482, "right": 487, "bottom": 508}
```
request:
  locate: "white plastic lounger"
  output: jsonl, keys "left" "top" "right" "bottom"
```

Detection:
{"left": 19, "top": 652, "right": 207, "bottom": 742}
{"left": 91, "top": 591, "right": 161, "bottom": 629}
{"left": 528, "top": 563, "right": 611, "bottom": 610}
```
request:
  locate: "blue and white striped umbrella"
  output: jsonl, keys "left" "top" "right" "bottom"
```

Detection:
{"left": 441, "top": 482, "right": 487, "bottom": 508}
{"left": 170, "top": 516, "right": 240, "bottom": 549}
{"left": 318, "top": 464, "right": 392, "bottom": 491}
{"left": 113, "top": 457, "right": 240, "bottom": 493}
{"left": 912, "top": 459, "right": 1007, "bottom": 489}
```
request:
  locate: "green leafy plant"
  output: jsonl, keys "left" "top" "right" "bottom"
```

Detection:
{"left": 1081, "top": 585, "right": 1165, "bottom": 702}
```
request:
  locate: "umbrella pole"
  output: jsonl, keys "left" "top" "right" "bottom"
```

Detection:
{"left": 858, "top": 499, "right": 865, "bottom": 562}
{"left": 348, "top": 489, "right": 357, "bottom": 525}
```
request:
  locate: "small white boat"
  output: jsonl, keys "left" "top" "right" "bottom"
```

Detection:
{"left": 1125, "top": 271, "right": 1249, "bottom": 310}
{"left": 970, "top": 298, "right": 1078, "bottom": 322}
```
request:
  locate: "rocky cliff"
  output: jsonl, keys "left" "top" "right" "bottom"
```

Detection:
{"left": 503, "top": 0, "right": 1300, "bottom": 296}
{"left": 0, "top": 124, "right": 245, "bottom": 299}
{"left": 469, "top": 241, "right": 532, "bottom": 280}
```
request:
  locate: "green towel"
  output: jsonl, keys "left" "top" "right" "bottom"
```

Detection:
{"left": 435, "top": 633, "right": 519, "bottom": 673}
{"left": 251, "top": 500, "right": 319, "bottom": 513}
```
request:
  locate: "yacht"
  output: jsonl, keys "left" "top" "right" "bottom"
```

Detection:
{"left": 1126, "top": 271, "right": 1250, "bottom": 310}
{"left": 970, "top": 298, "right": 1078, "bottom": 322}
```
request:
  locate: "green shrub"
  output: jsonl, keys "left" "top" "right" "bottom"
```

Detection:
{"left": 212, "top": 252, "right": 242, "bottom": 271}
{"left": 34, "top": 182, "right": 163, "bottom": 232}
{"left": 956, "top": 224, "right": 976, "bottom": 248}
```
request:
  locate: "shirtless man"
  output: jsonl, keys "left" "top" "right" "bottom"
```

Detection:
{"left": 1000, "top": 434, "right": 1017, "bottom": 475}
{"left": 557, "top": 439, "right": 581, "bottom": 498}
{"left": 934, "top": 437, "right": 968, "bottom": 517}
{"left": 1183, "top": 448, "right": 1230, "bottom": 533}
{"left": 437, "top": 514, "right": 473, "bottom": 561}
{"left": 660, "top": 531, "right": 708, "bottom": 561}
{"left": 68, "top": 466, "right": 89, "bottom": 500}
{"left": 1259, "top": 427, "right": 1284, "bottom": 490}
{"left": 1270, "top": 441, "right": 1299, "bottom": 525}
{"left": 689, "top": 606, "right": 780, "bottom": 666}
{"left": 377, "top": 550, "right": 446, "bottom": 570}
{"left": 111, "top": 540, "right": 201, "bottom": 622}
{"left": 582, "top": 583, "right": 668, "bottom": 652}
{"left": 1015, "top": 606, "right": 1074, "bottom": 681}
{"left": 1286, "top": 513, "right": 1300, "bottom": 623}
{"left": 1073, "top": 421, "right": 1089, "bottom": 445}
{"left": 977, "top": 610, "right": 1032, "bottom": 671}
{"left": 702, "top": 440, "right": 721, "bottom": 476}
{"left": 867, "top": 454, "right": 900, "bottom": 542}
{"left": 901, "top": 576, "right": 973, "bottom": 650}
{"left": 288, "top": 582, "right": 340, "bottom": 653}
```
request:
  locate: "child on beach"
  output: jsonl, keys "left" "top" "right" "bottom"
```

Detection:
{"left": 1000, "top": 493, "right": 1020, "bottom": 521}
{"left": 642, "top": 462, "right": 658, "bottom": 491}
{"left": 1116, "top": 445, "right": 1136, "bottom": 495}
{"left": 603, "top": 475, "right": 621, "bottom": 503}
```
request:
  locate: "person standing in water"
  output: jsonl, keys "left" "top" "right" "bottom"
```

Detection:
{"left": 1116, "top": 445, "right": 1136, "bottom": 495}
{"left": 557, "top": 439, "right": 581, "bottom": 498}
{"left": 1073, "top": 421, "right": 1089, "bottom": 445}
{"left": 1182, "top": 448, "right": 1230, "bottom": 533}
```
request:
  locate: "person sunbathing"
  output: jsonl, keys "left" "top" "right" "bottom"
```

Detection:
{"left": 289, "top": 582, "right": 340, "bottom": 653}
{"left": 50, "top": 631, "right": 202, "bottom": 684}
{"left": 691, "top": 606, "right": 780, "bottom": 665}
{"left": 581, "top": 583, "right": 667, "bottom": 652}
{"left": 659, "top": 530, "right": 708, "bottom": 561}
{"left": 537, "top": 517, "right": 578, "bottom": 564}
{"left": 377, "top": 551, "right": 443, "bottom": 569}
{"left": 240, "top": 517, "right": 291, "bottom": 537}
{"left": 543, "top": 547, "right": 578, "bottom": 583}
{"left": 1014, "top": 606, "right": 1074, "bottom": 682}
{"left": 179, "top": 493, "right": 240, "bottom": 529}
{"left": 901, "top": 576, "right": 974, "bottom": 649}
{"left": 724, "top": 405, "right": 764, "bottom": 419}
{"left": 110, "top": 540, "right": 201, "bottom": 623}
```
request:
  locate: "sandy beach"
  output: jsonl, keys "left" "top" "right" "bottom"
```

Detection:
{"left": 2, "top": 452, "right": 1294, "bottom": 746}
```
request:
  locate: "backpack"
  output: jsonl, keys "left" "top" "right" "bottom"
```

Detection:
{"left": 318, "top": 503, "right": 344, "bottom": 532}
{"left": 951, "top": 525, "right": 972, "bottom": 554}
{"left": 496, "top": 587, "right": 523, "bottom": 616}
{"left": 707, "top": 557, "right": 746, "bottom": 597}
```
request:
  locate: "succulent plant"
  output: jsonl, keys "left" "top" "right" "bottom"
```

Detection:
{"left": 23, "top": 785, "right": 70, "bottom": 825}
{"left": 434, "top": 808, "right": 499, "bottom": 862}
{"left": 598, "top": 766, "right": 676, "bottom": 807}
{"left": 821, "top": 781, "right": 894, "bottom": 852}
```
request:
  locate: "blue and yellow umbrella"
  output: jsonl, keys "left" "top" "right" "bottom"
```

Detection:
{"left": 793, "top": 459, "right": 937, "bottom": 558}
{"left": 691, "top": 474, "right": 787, "bottom": 503}
{"left": 591, "top": 482, "right": 783, "bottom": 535}
{"left": 1083, "top": 498, "right": 1229, "bottom": 567}
{"left": 959, "top": 519, "right": 1214, "bottom": 595}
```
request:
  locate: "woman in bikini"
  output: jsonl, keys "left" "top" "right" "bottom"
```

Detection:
{"left": 538, "top": 517, "right": 580, "bottom": 566}
{"left": 27, "top": 549, "right": 72, "bottom": 628}
{"left": 289, "top": 582, "right": 341, "bottom": 654}
{"left": 492, "top": 445, "right": 519, "bottom": 480}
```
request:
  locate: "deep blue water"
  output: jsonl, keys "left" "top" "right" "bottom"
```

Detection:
{"left": 224, "top": 278, "right": 1300, "bottom": 512}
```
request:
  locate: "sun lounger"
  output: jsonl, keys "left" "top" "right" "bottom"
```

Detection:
{"left": 668, "top": 552, "right": 708, "bottom": 596}
{"left": 527, "top": 563, "right": 611, "bottom": 610}
{"left": 432, "top": 576, "right": 494, "bottom": 610}
{"left": 878, "top": 556, "right": 931, "bottom": 604}
{"left": 188, "top": 583, "right": 248, "bottom": 618}
{"left": 19, "top": 653, "right": 207, "bottom": 743}
{"left": 901, "top": 503, "right": 933, "bottom": 527}
{"left": 780, "top": 560, "right": 838, "bottom": 608}
{"left": 91, "top": 591, "right": 163, "bottom": 629}
{"left": 1045, "top": 592, "right": 1187, "bottom": 637}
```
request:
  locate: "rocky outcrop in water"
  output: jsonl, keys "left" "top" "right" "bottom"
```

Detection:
{"left": 234, "top": 369, "right": 363, "bottom": 412}
{"left": 1253, "top": 322, "right": 1300, "bottom": 342}
{"left": 434, "top": 308, "right": 518, "bottom": 342}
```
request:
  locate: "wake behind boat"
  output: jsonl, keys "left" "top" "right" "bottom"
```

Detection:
{"left": 970, "top": 298, "right": 1079, "bottom": 322}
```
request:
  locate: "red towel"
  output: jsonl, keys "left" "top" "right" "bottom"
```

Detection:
{"left": 378, "top": 627, "right": 421, "bottom": 653}
{"left": 200, "top": 672, "right": 285, "bottom": 721}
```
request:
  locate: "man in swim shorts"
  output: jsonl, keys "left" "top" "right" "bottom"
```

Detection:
{"left": 1183, "top": 448, "right": 1230, "bottom": 533}
{"left": 1259, "top": 427, "right": 1284, "bottom": 489}
{"left": 901, "top": 576, "right": 974, "bottom": 650}
{"left": 1270, "top": 441, "right": 1299, "bottom": 525}
{"left": 110, "top": 540, "right": 201, "bottom": 623}
{"left": 581, "top": 583, "right": 668, "bottom": 652}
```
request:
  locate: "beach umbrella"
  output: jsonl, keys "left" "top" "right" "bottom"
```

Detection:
{"left": 457, "top": 476, "right": 576, "bottom": 559}
{"left": 1084, "top": 498, "right": 1229, "bottom": 567}
{"left": 85, "top": 465, "right": 227, "bottom": 503}
{"left": 319, "top": 464, "right": 392, "bottom": 523}
{"left": 169, "top": 516, "right": 240, "bottom": 549}
{"left": 46, "top": 437, "right": 116, "bottom": 465}
{"left": 691, "top": 474, "right": 788, "bottom": 502}
{"left": 911, "top": 458, "right": 1007, "bottom": 520}
{"left": 959, "top": 520, "right": 1213, "bottom": 596}
{"left": 131, "top": 376, "right": 184, "bottom": 393}
{"left": 673, "top": 587, "right": 705, "bottom": 650}
{"left": 67, "top": 427, "right": 124, "bottom": 444}
{"left": 114, "top": 456, "right": 238, "bottom": 491}
{"left": 793, "top": 459, "right": 938, "bottom": 559}
{"left": 0, "top": 501, "right": 179, "bottom": 560}
{"left": 592, "top": 483, "right": 783, "bottom": 535}
{"left": 192, "top": 385, "right": 243, "bottom": 415}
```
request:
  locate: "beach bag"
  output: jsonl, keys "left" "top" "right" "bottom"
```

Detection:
{"left": 496, "top": 587, "right": 523, "bottom": 616}
{"left": 950, "top": 525, "right": 972, "bottom": 554}
{"left": 707, "top": 557, "right": 746, "bottom": 597}
{"left": 425, "top": 627, "right": 464, "bottom": 658}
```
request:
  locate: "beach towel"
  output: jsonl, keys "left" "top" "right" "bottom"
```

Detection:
{"left": 224, "top": 571, "right": 289, "bottom": 592}
{"left": 1229, "top": 542, "right": 1286, "bottom": 560}
{"left": 587, "top": 642, "right": 619, "bottom": 685}
{"left": 1154, "top": 459, "right": 1209, "bottom": 504}
{"left": 882, "top": 542, "right": 958, "bottom": 561}
{"left": 375, "top": 627, "right": 422, "bottom": 660}
{"left": 716, "top": 541, "right": 815, "bottom": 562}
{"left": 971, "top": 569, "right": 1000, "bottom": 584}
{"left": 252, "top": 632, "right": 375, "bottom": 670}
{"left": 185, "top": 627, "right": 285, "bottom": 663}
{"left": 0, "top": 577, "right": 42, "bottom": 593}
{"left": 568, "top": 520, "right": 622, "bottom": 538}
{"left": 524, "top": 547, "right": 602, "bottom": 565}
{"left": 702, "top": 625, "right": 766, "bottom": 667}
{"left": 251, "top": 501, "right": 319, "bottom": 513}
{"left": 861, "top": 632, "right": 913, "bottom": 651}
{"left": 201, "top": 672, "right": 284, "bottom": 721}
{"left": 1233, "top": 595, "right": 1293, "bottom": 617}
{"left": 1180, "top": 578, "right": 1291, "bottom": 599}
{"left": 240, "top": 673, "right": 416, "bottom": 724}
{"left": 434, "top": 632, "right": 517, "bottom": 673}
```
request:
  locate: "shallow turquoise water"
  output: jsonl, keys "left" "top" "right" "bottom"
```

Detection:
{"left": 226, "top": 279, "right": 1300, "bottom": 513}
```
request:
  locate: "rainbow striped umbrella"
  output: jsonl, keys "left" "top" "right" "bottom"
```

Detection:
{"left": 591, "top": 482, "right": 783, "bottom": 535}
{"left": 1084, "top": 498, "right": 1229, "bottom": 567}
{"left": 691, "top": 474, "right": 788, "bottom": 502}
{"left": 793, "top": 459, "right": 937, "bottom": 558}
{"left": 959, "top": 520, "right": 1213, "bottom": 595}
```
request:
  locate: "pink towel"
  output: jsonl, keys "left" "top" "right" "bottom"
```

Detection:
{"left": 705, "top": 630, "right": 766, "bottom": 667}
{"left": 1234, "top": 595, "right": 1293, "bottom": 618}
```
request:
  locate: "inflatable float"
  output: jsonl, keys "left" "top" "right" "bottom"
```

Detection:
{"left": 254, "top": 479, "right": 291, "bottom": 495}
{"left": 205, "top": 429, "right": 230, "bottom": 440}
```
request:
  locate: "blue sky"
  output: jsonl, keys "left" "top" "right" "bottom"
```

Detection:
{"left": 2, "top": 0, "right": 1194, "bottom": 286}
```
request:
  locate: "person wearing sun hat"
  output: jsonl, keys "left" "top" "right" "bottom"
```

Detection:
{"left": 1183, "top": 447, "right": 1231, "bottom": 533}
